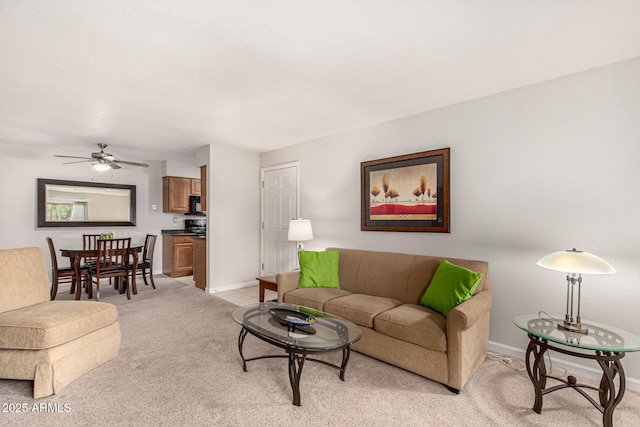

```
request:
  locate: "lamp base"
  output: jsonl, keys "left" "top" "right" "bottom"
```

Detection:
{"left": 558, "top": 321, "right": 588, "bottom": 335}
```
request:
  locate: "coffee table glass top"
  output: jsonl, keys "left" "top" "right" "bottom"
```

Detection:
{"left": 232, "top": 302, "right": 362, "bottom": 351}
{"left": 513, "top": 314, "right": 640, "bottom": 353}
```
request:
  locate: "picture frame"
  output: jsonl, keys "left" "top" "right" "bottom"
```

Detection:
{"left": 361, "top": 148, "right": 450, "bottom": 232}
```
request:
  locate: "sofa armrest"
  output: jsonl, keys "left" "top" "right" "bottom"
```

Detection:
{"left": 447, "top": 290, "right": 492, "bottom": 331}
{"left": 276, "top": 271, "right": 300, "bottom": 303}
{"left": 446, "top": 289, "right": 493, "bottom": 391}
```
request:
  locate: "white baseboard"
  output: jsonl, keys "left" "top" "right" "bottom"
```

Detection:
{"left": 206, "top": 279, "right": 258, "bottom": 294}
{"left": 488, "top": 341, "right": 640, "bottom": 393}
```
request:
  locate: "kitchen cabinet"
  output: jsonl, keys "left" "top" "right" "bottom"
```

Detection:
{"left": 163, "top": 176, "right": 201, "bottom": 213}
{"left": 190, "top": 178, "right": 201, "bottom": 196}
{"left": 200, "top": 165, "right": 206, "bottom": 212}
{"left": 162, "top": 235, "right": 194, "bottom": 277}
{"left": 193, "top": 237, "right": 206, "bottom": 290}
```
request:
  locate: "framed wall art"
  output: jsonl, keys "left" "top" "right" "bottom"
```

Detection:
{"left": 361, "top": 148, "right": 450, "bottom": 232}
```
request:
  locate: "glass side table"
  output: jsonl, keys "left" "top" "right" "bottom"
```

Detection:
{"left": 513, "top": 314, "right": 640, "bottom": 427}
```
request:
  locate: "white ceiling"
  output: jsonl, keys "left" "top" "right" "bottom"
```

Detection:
{"left": 1, "top": 1, "right": 640, "bottom": 161}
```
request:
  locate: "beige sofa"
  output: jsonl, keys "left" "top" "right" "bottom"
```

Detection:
{"left": 277, "top": 247, "right": 492, "bottom": 392}
{"left": 0, "top": 247, "right": 121, "bottom": 398}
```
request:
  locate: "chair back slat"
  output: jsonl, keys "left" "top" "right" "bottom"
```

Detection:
{"left": 82, "top": 234, "right": 101, "bottom": 264}
{"left": 95, "top": 238, "right": 131, "bottom": 274}
{"left": 143, "top": 234, "right": 157, "bottom": 263}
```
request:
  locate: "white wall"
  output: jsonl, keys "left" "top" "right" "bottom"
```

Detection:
{"left": 162, "top": 160, "right": 201, "bottom": 178}
{"left": 260, "top": 57, "right": 640, "bottom": 381}
{"left": 206, "top": 143, "right": 261, "bottom": 291}
{"left": 0, "top": 142, "right": 193, "bottom": 277}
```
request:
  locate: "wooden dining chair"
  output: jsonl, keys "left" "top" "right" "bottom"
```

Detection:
{"left": 133, "top": 234, "right": 157, "bottom": 289}
{"left": 46, "top": 237, "right": 88, "bottom": 300}
{"left": 87, "top": 238, "right": 132, "bottom": 300}
{"left": 67, "top": 234, "right": 102, "bottom": 296}
{"left": 82, "top": 234, "right": 101, "bottom": 265}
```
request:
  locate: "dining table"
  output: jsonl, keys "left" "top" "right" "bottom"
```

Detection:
{"left": 60, "top": 243, "right": 143, "bottom": 300}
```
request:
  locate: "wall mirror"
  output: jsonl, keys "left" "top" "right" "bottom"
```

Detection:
{"left": 37, "top": 178, "right": 136, "bottom": 227}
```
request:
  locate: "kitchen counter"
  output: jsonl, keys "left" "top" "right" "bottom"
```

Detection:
{"left": 161, "top": 229, "right": 197, "bottom": 236}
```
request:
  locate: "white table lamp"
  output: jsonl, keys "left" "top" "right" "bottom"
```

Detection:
{"left": 537, "top": 248, "right": 615, "bottom": 334}
{"left": 288, "top": 219, "right": 313, "bottom": 253}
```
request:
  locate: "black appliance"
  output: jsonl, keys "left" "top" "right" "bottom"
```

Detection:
{"left": 189, "top": 195, "right": 204, "bottom": 215}
{"left": 185, "top": 218, "right": 206, "bottom": 236}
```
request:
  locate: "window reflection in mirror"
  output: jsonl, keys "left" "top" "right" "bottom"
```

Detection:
{"left": 37, "top": 179, "right": 136, "bottom": 227}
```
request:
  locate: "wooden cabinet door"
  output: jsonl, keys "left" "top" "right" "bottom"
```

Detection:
{"left": 193, "top": 238, "right": 206, "bottom": 290}
{"left": 173, "top": 241, "right": 193, "bottom": 275}
{"left": 163, "top": 177, "right": 191, "bottom": 212}
{"left": 190, "top": 178, "right": 201, "bottom": 196}
{"left": 200, "top": 165, "right": 206, "bottom": 212}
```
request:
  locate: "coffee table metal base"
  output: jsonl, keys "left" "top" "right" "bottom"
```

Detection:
{"left": 237, "top": 327, "right": 352, "bottom": 406}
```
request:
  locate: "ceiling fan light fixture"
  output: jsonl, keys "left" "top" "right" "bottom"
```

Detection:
{"left": 92, "top": 163, "right": 111, "bottom": 172}
{"left": 55, "top": 143, "right": 149, "bottom": 169}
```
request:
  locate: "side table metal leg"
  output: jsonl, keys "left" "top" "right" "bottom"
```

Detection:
{"left": 597, "top": 352, "right": 625, "bottom": 427}
{"left": 288, "top": 352, "right": 307, "bottom": 406}
{"left": 525, "top": 338, "right": 547, "bottom": 414}
{"left": 238, "top": 328, "right": 248, "bottom": 372}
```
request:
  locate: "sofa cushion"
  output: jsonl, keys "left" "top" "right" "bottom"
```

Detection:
{"left": 284, "top": 288, "right": 351, "bottom": 311}
{"left": 298, "top": 250, "right": 341, "bottom": 289}
{"left": 324, "top": 294, "right": 402, "bottom": 328}
{"left": 0, "top": 301, "right": 118, "bottom": 350}
{"left": 421, "top": 260, "right": 482, "bottom": 317}
{"left": 374, "top": 304, "right": 447, "bottom": 352}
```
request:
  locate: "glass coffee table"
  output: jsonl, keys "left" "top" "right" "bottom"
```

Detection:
{"left": 231, "top": 302, "right": 362, "bottom": 406}
{"left": 514, "top": 314, "right": 640, "bottom": 427}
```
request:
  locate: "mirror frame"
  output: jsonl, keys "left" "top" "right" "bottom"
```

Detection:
{"left": 37, "top": 178, "right": 136, "bottom": 227}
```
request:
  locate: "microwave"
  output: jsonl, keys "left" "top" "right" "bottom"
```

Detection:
{"left": 189, "top": 195, "right": 204, "bottom": 215}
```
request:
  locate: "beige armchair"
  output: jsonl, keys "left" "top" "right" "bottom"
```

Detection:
{"left": 0, "top": 247, "right": 121, "bottom": 398}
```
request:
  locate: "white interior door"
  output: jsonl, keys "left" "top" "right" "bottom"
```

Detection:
{"left": 260, "top": 162, "right": 299, "bottom": 276}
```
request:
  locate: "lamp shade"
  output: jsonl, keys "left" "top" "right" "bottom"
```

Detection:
{"left": 536, "top": 248, "right": 616, "bottom": 275}
{"left": 288, "top": 219, "right": 313, "bottom": 241}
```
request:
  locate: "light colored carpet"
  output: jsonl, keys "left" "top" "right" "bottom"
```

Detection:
{"left": 1, "top": 277, "right": 639, "bottom": 426}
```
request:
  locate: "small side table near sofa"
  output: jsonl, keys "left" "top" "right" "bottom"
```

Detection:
{"left": 514, "top": 314, "right": 640, "bottom": 427}
{"left": 256, "top": 274, "right": 277, "bottom": 302}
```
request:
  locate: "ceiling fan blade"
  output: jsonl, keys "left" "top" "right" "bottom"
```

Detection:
{"left": 113, "top": 159, "right": 149, "bottom": 167}
{"left": 63, "top": 160, "right": 93, "bottom": 164}
{"left": 105, "top": 160, "right": 122, "bottom": 169}
{"left": 55, "top": 144, "right": 147, "bottom": 170}
{"left": 54, "top": 155, "right": 93, "bottom": 160}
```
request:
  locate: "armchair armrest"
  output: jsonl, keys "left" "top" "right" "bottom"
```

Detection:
{"left": 276, "top": 270, "right": 300, "bottom": 303}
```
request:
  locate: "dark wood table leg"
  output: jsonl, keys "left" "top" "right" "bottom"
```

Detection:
{"left": 259, "top": 283, "right": 266, "bottom": 302}
{"left": 131, "top": 251, "right": 138, "bottom": 295}
{"left": 257, "top": 275, "right": 277, "bottom": 302}
{"left": 72, "top": 255, "right": 84, "bottom": 300}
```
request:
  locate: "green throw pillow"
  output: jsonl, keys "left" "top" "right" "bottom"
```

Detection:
{"left": 420, "top": 260, "right": 482, "bottom": 317}
{"left": 298, "top": 250, "right": 341, "bottom": 289}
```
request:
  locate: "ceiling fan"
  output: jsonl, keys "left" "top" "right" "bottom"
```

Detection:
{"left": 54, "top": 143, "right": 149, "bottom": 170}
